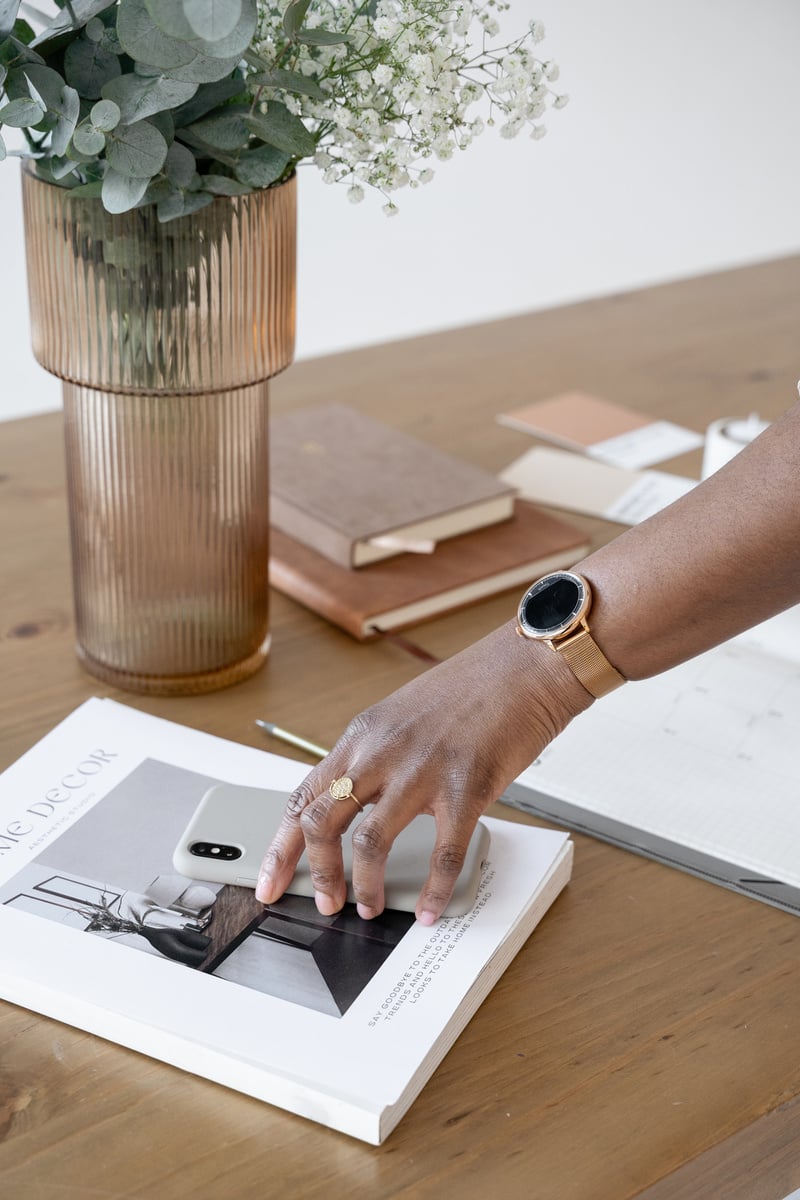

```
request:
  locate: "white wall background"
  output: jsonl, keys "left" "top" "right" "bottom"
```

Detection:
{"left": 1, "top": 0, "right": 799, "bottom": 422}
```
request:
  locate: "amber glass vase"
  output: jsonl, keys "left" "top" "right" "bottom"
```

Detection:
{"left": 22, "top": 169, "right": 296, "bottom": 694}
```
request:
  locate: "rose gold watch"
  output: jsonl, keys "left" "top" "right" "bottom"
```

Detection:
{"left": 515, "top": 571, "right": 626, "bottom": 699}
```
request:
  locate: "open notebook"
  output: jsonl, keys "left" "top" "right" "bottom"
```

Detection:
{"left": 502, "top": 606, "right": 800, "bottom": 915}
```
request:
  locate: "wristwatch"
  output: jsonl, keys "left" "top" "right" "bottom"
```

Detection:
{"left": 515, "top": 571, "right": 626, "bottom": 699}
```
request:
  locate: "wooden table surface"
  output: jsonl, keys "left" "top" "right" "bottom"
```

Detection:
{"left": 2, "top": 257, "right": 800, "bottom": 1200}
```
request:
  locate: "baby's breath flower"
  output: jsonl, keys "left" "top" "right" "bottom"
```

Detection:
{"left": 253, "top": 1, "right": 564, "bottom": 212}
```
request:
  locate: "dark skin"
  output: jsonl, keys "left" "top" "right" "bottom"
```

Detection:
{"left": 257, "top": 399, "right": 800, "bottom": 924}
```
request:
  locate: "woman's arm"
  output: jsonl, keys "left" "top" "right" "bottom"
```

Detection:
{"left": 257, "top": 400, "right": 800, "bottom": 924}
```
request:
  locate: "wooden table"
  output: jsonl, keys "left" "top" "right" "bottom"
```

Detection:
{"left": 2, "top": 257, "right": 800, "bottom": 1200}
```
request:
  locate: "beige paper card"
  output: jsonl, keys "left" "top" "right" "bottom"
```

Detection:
{"left": 497, "top": 391, "right": 703, "bottom": 469}
{"left": 500, "top": 446, "right": 696, "bottom": 525}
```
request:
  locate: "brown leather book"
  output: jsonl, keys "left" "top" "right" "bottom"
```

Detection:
{"left": 270, "top": 403, "right": 515, "bottom": 568}
{"left": 269, "top": 500, "right": 590, "bottom": 640}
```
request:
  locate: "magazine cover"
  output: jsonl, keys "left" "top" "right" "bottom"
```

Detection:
{"left": 0, "top": 699, "right": 572, "bottom": 1143}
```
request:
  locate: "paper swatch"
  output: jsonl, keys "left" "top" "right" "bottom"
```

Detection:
{"left": 497, "top": 392, "right": 703, "bottom": 470}
{"left": 500, "top": 446, "right": 696, "bottom": 525}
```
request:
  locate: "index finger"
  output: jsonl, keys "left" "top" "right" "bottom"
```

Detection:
{"left": 255, "top": 775, "right": 320, "bottom": 903}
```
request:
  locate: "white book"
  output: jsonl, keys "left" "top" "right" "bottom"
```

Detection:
{"left": 0, "top": 699, "right": 572, "bottom": 1145}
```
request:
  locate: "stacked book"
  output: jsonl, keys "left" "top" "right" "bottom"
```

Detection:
{"left": 269, "top": 403, "right": 590, "bottom": 640}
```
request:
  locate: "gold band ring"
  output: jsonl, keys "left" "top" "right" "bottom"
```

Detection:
{"left": 330, "top": 776, "right": 364, "bottom": 812}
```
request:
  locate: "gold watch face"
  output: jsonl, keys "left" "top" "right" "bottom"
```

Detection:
{"left": 517, "top": 572, "right": 591, "bottom": 641}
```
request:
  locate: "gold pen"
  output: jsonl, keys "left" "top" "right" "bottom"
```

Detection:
{"left": 255, "top": 720, "right": 329, "bottom": 760}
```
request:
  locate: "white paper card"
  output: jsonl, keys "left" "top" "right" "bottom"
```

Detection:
{"left": 588, "top": 420, "right": 704, "bottom": 470}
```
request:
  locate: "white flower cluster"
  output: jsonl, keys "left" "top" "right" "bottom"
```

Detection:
{"left": 253, "top": 0, "right": 567, "bottom": 207}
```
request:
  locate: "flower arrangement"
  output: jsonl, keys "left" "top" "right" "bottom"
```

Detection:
{"left": 0, "top": 0, "right": 565, "bottom": 220}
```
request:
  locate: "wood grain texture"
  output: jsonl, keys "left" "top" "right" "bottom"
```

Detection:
{"left": 2, "top": 257, "right": 800, "bottom": 1199}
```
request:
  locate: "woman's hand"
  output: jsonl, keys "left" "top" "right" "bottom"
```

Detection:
{"left": 256, "top": 621, "right": 591, "bottom": 925}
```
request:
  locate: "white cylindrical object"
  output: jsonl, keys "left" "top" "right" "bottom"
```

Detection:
{"left": 701, "top": 413, "right": 770, "bottom": 479}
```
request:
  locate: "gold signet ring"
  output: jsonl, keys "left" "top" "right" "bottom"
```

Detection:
{"left": 330, "top": 776, "right": 364, "bottom": 811}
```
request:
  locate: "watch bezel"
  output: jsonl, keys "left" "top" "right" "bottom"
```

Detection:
{"left": 517, "top": 571, "right": 592, "bottom": 641}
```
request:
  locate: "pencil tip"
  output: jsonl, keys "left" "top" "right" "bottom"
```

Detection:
{"left": 255, "top": 719, "right": 274, "bottom": 732}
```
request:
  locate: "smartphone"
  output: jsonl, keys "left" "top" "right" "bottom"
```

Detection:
{"left": 172, "top": 783, "right": 490, "bottom": 917}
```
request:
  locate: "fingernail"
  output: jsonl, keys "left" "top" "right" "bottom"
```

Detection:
{"left": 315, "top": 891, "right": 339, "bottom": 916}
{"left": 357, "top": 904, "right": 378, "bottom": 920}
{"left": 256, "top": 871, "right": 275, "bottom": 903}
{"left": 419, "top": 910, "right": 438, "bottom": 926}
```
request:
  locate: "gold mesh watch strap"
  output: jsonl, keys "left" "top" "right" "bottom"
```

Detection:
{"left": 552, "top": 627, "right": 626, "bottom": 699}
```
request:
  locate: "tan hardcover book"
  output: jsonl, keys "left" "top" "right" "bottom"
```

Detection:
{"left": 269, "top": 500, "right": 590, "bottom": 640}
{"left": 270, "top": 403, "right": 516, "bottom": 568}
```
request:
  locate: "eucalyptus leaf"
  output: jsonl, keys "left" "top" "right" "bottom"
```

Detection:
{"left": 69, "top": 177, "right": 104, "bottom": 197}
{"left": 90, "top": 96, "right": 121, "bottom": 131}
{"left": 72, "top": 117, "right": 106, "bottom": 155}
{"left": 0, "top": 1, "right": 21, "bottom": 40}
{"left": 138, "top": 175, "right": 173, "bottom": 206}
{"left": 183, "top": 0, "right": 242, "bottom": 42}
{"left": 176, "top": 130, "right": 238, "bottom": 166}
{"left": 282, "top": 0, "right": 311, "bottom": 38}
{"left": 248, "top": 67, "right": 326, "bottom": 101}
{"left": 143, "top": 0, "right": 193, "bottom": 39}
{"left": 101, "top": 71, "right": 197, "bottom": 123}
{"left": 156, "top": 185, "right": 212, "bottom": 222}
{"left": 51, "top": 84, "right": 80, "bottom": 155}
{"left": 171, "top": 75, "right": 242, "bottom": 125}
{"left": 233, "top": 141, "right": 288, "bottom": 188}
{"left": 66, "top": 138, "right": 98, "bottom": 163}
{"left": 85, "top": 17, "right": 105, "bottom": 44}
{"left": 117, "top": 0, "right": 196, "bottom": 70}
{"left": 0, "top": 129, "right": 6, "bottom": 160}
{"left": 163, "top": 136, "right": 194, "bottom": 186}
{"left": 22, "top": 68, "right": 44, "bottom": 107}
{"left": 200, "top": 171, "right": 249, "bottom": 195}
{"left": 105, "top": 117, "right": 168, "bottom": 177}
{"left": 182, "top": 105, "right": 248, "bottom": 152}
{"left": 28, "top": 156, "right": 64, "bottom": 183}
{"left": 12, "top": 14, "right": 34, "bottom": 44}
{"left": 16, "top": 65, "right": 67, "bottom": 110}
{"left": 296, "top": 28, "right": 350, "bottom": 46}
{"left": 146, "top": 108, "right": 174, "bottom": 143}
{"left": 101, "top": 163, "right": 150, "bottom": 212}
{"left": 97, "top": 20, "right": 123, "bottom": 56}
{"left": 246, "top": 101, "right": 315, "bottom": 157}
{"left": 183, "top": 0, "right": 255, "bottom": 60}
{"left": 31, "top": 0, "right": 118, "bottom": 52}
{"left": 64, "top": 37, "right": 122, "bottom": 99}
{"left": 159, "top": 50, "right": 242, "bottom": 84}
{"left": 0, "top": 94, "right": 44, "bottom": 125}
{"left": 0, "top": 32, "right": 43, "bottom": 69}
{"left": 49, "top": 154, "right": 80, "bottom": 179}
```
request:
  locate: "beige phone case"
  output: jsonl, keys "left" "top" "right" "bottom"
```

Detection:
{"left": 172, "top": 783, "right": 490, "bottom": 917}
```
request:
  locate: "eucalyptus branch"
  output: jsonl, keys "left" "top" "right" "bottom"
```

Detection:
{"left": 0, "top": 0, "right": 565, "bottom": 218}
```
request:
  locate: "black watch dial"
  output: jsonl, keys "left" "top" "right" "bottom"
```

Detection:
{"left": 519, "top": 572, "right": 589, "bottom": 638}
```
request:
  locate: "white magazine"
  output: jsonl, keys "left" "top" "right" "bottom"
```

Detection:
{"left": 0, "top": 699, "right": 572, "bottom": 1145}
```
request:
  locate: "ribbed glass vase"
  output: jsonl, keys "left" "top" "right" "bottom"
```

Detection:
{"left": 22, "top": 168, "right": 296, "bottom": 694}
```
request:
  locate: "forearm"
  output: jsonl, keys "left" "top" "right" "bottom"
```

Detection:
{"left": 574, "top": 398, "right": 800, "bottom": 681}
{"left": 259, "top": 399, "right": 800, "bottom": 923}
